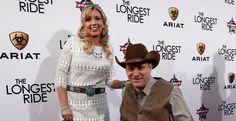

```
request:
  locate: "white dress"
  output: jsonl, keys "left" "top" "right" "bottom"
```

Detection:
{"left": 55, "top": 36, "right": 114, "bottom": 121}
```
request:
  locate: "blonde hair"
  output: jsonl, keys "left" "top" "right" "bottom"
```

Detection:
{"left": 77, "top": 4, "right": 111, "bottom": 60}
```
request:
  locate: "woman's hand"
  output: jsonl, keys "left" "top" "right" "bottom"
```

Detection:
{"left": 61, "top": 106, "right": 73, "bottom": 121}
{"left": 111, "top": 80, "right": 130, "bottom": 89}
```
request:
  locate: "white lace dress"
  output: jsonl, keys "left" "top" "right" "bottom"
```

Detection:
{"left": 55, "top": 36, "right": 114, "bottom": 121}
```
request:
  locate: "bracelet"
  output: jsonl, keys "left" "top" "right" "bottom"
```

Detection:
{"left": 120, "top": 81, "right": 126, "bottom": 88}
{"left": 62, "top": 119, "right": 73, "bottom": 121}
{"left": 61, "top": 105, "right": 70, "bottom": 113}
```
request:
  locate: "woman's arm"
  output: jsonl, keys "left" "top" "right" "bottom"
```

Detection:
{"left": 110, "top": 80, "right": 126, "bottom": 89}
{"left": 54, "top": 36, "right": 74, "bottom": 120}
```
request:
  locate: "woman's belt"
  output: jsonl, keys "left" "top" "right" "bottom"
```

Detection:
{"left": 66, "top": 85, "right": 105, "bottom": 97}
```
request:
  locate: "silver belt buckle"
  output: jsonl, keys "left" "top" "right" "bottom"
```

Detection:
{"left": 86, "top": 86, "right": 96, "bottom": 97}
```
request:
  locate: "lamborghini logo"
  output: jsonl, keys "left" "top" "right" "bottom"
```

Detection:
{"left": 9, "top": 31, "right": 29, "bottom": 50}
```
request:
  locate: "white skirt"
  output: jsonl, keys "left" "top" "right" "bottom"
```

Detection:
{"left": 63, "top": 92, "right": 110, "bottom": 121}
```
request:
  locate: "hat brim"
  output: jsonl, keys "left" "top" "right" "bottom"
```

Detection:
{"left": 115, "top": 51, "right": 160, "bottom": 69}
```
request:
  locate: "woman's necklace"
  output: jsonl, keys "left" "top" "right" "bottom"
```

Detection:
{"left": 92, "top": 39, "right": 103, "bottom": 58}
{"left": 93, "top": 46, "right": 103, "bottom": 58}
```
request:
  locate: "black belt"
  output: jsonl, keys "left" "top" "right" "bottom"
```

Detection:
{"left": 67, "top": 85, "right": 105, "bottom": 97}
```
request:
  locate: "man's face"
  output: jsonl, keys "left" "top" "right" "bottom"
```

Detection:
{"left": 125, "top": 62, "right": 153, "bottom": 91}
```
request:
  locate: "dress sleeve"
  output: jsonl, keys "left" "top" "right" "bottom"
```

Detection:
{"left": 169, "top": 86, "right": 194, "bottom": 121}
{"left": 54, "top": 37, "right": 74, "bottom": 88}
{"left": 105, "top": 44, "right": 119, "bottom": 87}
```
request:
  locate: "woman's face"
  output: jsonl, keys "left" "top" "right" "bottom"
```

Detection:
{"left": 84, "top": 9, "right": 104, "bottom": 38}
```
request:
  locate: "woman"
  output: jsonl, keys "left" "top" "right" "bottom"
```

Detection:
{"left": 55, "top": 4, "right": 123, "bottom": 121}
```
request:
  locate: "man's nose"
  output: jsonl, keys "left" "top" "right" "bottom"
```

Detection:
{"left": 132, "top": 69, "right": 140, "bottom": 76}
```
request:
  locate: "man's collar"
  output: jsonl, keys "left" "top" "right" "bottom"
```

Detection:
{"left": 135, "top": 77, "right": 157, "bottom": 96}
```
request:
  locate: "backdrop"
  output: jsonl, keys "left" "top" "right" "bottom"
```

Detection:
{"left": 1, "top": 0, "right": 236, "bottom": 121}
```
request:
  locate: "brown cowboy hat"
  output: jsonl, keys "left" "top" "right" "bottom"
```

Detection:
{"left": 115, "top": 43, "right": 160, "bottom": 69}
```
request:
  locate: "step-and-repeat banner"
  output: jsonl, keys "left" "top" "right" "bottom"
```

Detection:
{"left": 1, "top": 0, "right": 236, "bottom": 121}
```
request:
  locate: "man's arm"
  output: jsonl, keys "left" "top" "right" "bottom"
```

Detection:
{"left": 169, "top": 86, "right": 194, "bottom": 121}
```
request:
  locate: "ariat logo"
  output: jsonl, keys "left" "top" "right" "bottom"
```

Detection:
{"left": 192, "top": 42, "right": 210, "bottom": 61}
{"left": 163, "top": 7, "right": 184, "bottom": 28}
{"left": 9, "top": 31, "right": 29, "bottom": 50}
{"left": 0, "top": 31, "right": 40, "bottom": 60}
{"left": 196, "top": 42, "right": 205, "bottom": 55}
{"left": 224, "top": 72, "right": 236, "bottom": 89}
{"left": 228, "top": 72, "right": 235, "bottom": 84}
{"left": 75, "top": 0, "right": 93, "bottom": 11}
{"left": 168, "top": 7, "right": 179, "bottom": 21}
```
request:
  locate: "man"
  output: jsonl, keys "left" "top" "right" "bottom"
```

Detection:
{"left": 115, "top": 43, "right": 193, "bottom": 121}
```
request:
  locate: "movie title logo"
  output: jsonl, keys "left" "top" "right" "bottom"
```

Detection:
{"left": 194, "top": 12, "right": 218, "bottom": 31}
{"left": 163, "top": 7, "right": 184, "bottom": 28}
{"left": 225, "top": 0, "right": 235, "bottom": 5}
{"left": 224, "top": 72, "right": 236, "bottom": 89}
{"left": 0, "top": 31, "right": 40, "bottom": 60}
{"left": 18, "top": 0, "right": 53, "bottom": 14}
{"left": 227, "top": 17, "right": 236, "bottom": 34}
{"left": 193, "top": 74, "right": 216, "bottom": 90}
{"left": 197, "top": 104, "right": 209, "bottom": 121}
{"left": 218, "top": 101, "right": 236, "bottom": 116}
{"left": 152, "top": 40, "right": 181, "bottom": 60}
{"left": 6, "top": 78, "right": 55, "bottom": 103}
{"left": 116, "top": 0, "right": 150, "bottom": 23}
{"left": 192, "top": 42, "right": 210, "bottom": 61}
{"left": 169, "top": 75, "right": 182, "bottom": 86}
{"left": 59, "top": 35, "right": 72, "bottom": 49}
{"left": 218, "top": 45, "right": 236, "bottom": 61}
